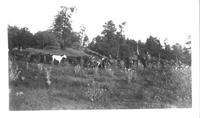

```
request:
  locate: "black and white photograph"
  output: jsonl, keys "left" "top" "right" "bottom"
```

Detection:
{"left": 1, "top": 0, "right": 199, "bottom": 117}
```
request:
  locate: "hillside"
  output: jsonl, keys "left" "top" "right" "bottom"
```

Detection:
{"left": 9, "top": 59, "right": 191, "bottom": 110}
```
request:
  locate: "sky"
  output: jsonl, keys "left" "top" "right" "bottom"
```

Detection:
{"left": 4, "top": 0, "right": 197, "bottom": 46}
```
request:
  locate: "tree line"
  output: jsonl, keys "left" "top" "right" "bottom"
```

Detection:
{"left": 8, "top": 6, "right": 191, "bottom": 65}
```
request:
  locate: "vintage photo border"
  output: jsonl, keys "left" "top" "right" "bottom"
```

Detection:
{"left": 0, "top": 0, "right": 199, "bottom": 118}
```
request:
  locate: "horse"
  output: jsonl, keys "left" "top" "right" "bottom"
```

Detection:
{"left": 52, "top": 54, "right": 67, "bottom": 64}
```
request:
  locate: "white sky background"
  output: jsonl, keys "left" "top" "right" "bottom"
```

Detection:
{"left": 6, "top": 0, "right": 195, "bottom": 46}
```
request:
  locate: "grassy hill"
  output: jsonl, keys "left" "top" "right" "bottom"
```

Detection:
{"left": 9, "top": 58, "right": 191, "bottom": 110}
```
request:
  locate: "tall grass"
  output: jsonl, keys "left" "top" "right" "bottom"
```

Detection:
{"left": 44, "top": 66, "right": 52, "bottom": 86}
{"left": 9, "top": 59, "right": 192, "bottom": 110}
{"left": 9, "top": 58, "right": 21, "bottom": 81}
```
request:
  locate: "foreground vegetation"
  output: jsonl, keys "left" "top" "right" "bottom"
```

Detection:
{"left": 9, "top": 58, "right": 191, "bottom": 110}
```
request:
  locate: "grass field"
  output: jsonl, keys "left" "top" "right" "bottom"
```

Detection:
{"left": 9, "top": 59, "right": 192, "bottom": 110}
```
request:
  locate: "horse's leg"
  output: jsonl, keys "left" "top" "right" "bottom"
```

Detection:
{"left": 60, "top": 57, "right": 64, "bottom": 64}
{"left": 58, "top": 59, "right": 61, "bottom": 64}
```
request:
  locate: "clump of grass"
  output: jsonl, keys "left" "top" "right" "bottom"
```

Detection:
{"left": 85, "top": 68, "right": 95, "bottom": 75}
{"left": 85, "top": 81, "right": 108, "bottom": 102}
{"left": 9, "top": 58, "right": 21, "bottom": 81}
{"left": 44, "top": 66, "right": 52, "bottom": 86}
{"left": 74, "top": 65, "right": 81, "bottom": 76}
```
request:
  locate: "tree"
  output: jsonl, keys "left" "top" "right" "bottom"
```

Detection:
{"left": 101, "top": 20, "right": 117, "bottom": 40}
{"left": 8, "top": 25, "right": 35, "bottom": 50}
{"left": 8, "top": 25, "right": 20, "bottom": 50}
{"left": 145, "top": 36, "right": 162, "bottom": 58}
{"left": 88, "top": 20, "right": 118, "bottom": 57}
{"left": 163, "top": 43, "right": 173, "bottom": 61}
{"left": 79, "top": 25, "right": 89, "bottom": 48}
{"left": 83, "top": 36, "right": 89, "bottom": 47}
{"left": 52, "top": 6, "right": 77, "bottom": 49}
{"left": 79, "top": 25, "right": 86, "bottom": 46}
{"left": 34, "top": 30, "right": 59, "bottom": 49}
{"left": 70, "top": 32, "right": 81, "bottom": 50}
{"left": 126, "top": 39, "right": 137, "bottom": 57}
{"left": 88, "top": 36, "right": 110, "bottom": 57}
{"left": 88, "top": 20, "right": 133, "bottom": 59}
{"left": 182, "top": 47, "right": 191, "bottom": 65}
{"left": 119, "top": 43, "right": 131, "bottom": 59}
{"left": 138, "top": 40, "right": 147, "bottom": 56}
{"left": 116, "top": 22, "right": 126, "bottom": 58}
{"left": 118, "top": 22, "right": 126, "bottom": 34}
{"left": 100, "top": 20, "right": 126, "bottom": 58}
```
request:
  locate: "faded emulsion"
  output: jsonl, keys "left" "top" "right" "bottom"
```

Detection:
{"left": 8, "top": 2, "right": 192, "bottom": 110}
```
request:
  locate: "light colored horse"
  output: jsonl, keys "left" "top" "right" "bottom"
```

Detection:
{"left": 52, "top": 55, "right": 67, "bottom": 64}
